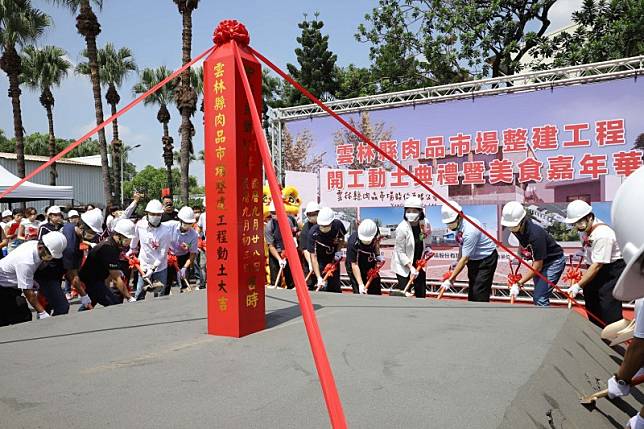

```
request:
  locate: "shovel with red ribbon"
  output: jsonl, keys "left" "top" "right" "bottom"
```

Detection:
{"left": 437, "top": 262, "right": 457, "bottom": 300}
{"left": 316, "top": 256, "right": 343, "bottom": 292}
{"left": 507, "top": 258, "right": 522, "bottom": 305}
{"left": 363, "top": 258, "right": 386, "bottom": 293}
{"left": 128, "top": 255, "right": 156, "bottom": 292}
{"left": 563, "top": 252, "right": 584, "bottom": 309}
{"left": 403, "top": 249, "right": 435, "bottom": 297}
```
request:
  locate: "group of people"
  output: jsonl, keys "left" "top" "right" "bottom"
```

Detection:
{"left": 0, "top": 193, "right": 207, "bottom": 327}
{"left": 266, "top": 193, "right": 627, "bottom": 329}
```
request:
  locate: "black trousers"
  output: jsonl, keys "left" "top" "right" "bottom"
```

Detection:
{"left": 0, "top": 287, "right": 32, "bottom": 327}
{"left": 85, "top": 279, "right": 123, "bottom": 307}
{"left": 164, "top": 253, "right": 191, "bottom": 295}
{"left": 584, "top": 259, "right": 625, "bottom": 327}
{"left": 396, "top": 269, "right": 426, "bottom": 298}
{"left": 466, "top": 250, "right": 498, "bottom": 302}
{"left": 348, "top": 265, "right": 382, "bottom": 295}
{"left": 269, "top": 253, "right": 294, "bottom": 289}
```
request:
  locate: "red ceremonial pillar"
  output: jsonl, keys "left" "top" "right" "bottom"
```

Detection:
{"left": 204, "top": 21, "right": 265, "bottom": 337}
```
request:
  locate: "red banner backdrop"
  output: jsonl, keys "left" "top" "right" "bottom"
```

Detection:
{"left": 203, "top": 34, "right": 265, "bottom": 337}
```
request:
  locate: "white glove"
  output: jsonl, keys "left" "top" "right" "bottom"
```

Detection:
{"left": 316, "top": 277, "right": 326, "bottom": 288}
{"left": 279, "top": 258, "right": 287, "bottom": 269}
{"left": 144, "top": 267, "right": 154, "bottom": 278}
{"left": 568, "top": 283, "right": 581, "bottom": 298}
{"left": 409, "top": 266, "right": 418, "bottom": 278}
{"left": 127, "top": 296, "right": 136, "bottom": 303}
{"left": 376, "top": 255, "right": 385, "bottom": 263}
{"left": 179, "top": 267, "right": 187, "bottom": 279}
{"left": 509, "top": 284, "right": 520, "bottom": 298}
{"left": 628, "top": 414, "right": 644, "bottom": 429}
{"left": 334, "top": 251, "right": 343, "bottom": 262}
{"left": 358, "top": 283, "right": 366, "bottom": 294}
{"left": 441, "top": 279, "right": 452, "bottom": 290}
{"left": 607, "top": 376, "right": 631, "bottom": 399}
{"left": 126, "top": 249, "right": 135, "bottom": 257}
{"left": 38, "top": 311, "right": 50, "bottom": 320}
{"left": 80, "top": 294, "right": 91, "bottom": 306}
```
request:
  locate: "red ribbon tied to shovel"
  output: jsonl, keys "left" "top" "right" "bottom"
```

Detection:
{"left": 507, "top": 259, "right": 522, "bottom": 305}
{"left": 563, "top": 253, "right": 584, "bottom": 308}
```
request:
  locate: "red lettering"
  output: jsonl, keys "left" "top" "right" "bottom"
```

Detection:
{"left": 547, "top": 155, "right": 575, "bottom": 181}
{"left": 462, "top": 161, "right": 485, "bottom": 185}
{"left": 578, "top": 153, "right": 608, "bottom": 179}
{"left": 562, "top": 123, "right": 590, "bottom": 148}
{"left": 502, "top": 128, "right": 528, "bottom": 153}
{"left": 335, "top": 144, "right": 354, "bottom": 166}
{"left": 596, "top": 119, "right": 625, "bottom": 146}
{"left": 424, "top": 136, "right": 446, "bottom": 159}
{"left": 401, "top": 138, "right": 421, "bottom": 160}
{"left": 449, "top": 133, "right": 471, "bottom": 157}
{"left": 474, "top": 130, "right": 499, "bottom": 155}
{"left": 613, "top": 150, "right": 643, "bottom": 177}
{"left": 517, "top": 158, "right": 544, "bottom": 183}
{"left": 488, "top": 159, "right": 514, "bottom": 184}
{"left": 531, "top": 125, "right": 559, "bottom": 150}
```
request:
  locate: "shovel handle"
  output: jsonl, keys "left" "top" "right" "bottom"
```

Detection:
{"left": 437, "top": 287, "right": 446, "bottom": 300}
{"left": 510, "top": 295, "right": 515, "bottom": 305}
{"left": 581, "top": 373, "right": 644, "bottom": 403}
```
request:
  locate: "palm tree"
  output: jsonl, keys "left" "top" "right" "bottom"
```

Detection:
{"left": 0, "top": 0, "right": 50, "bottom": 184}
{"left": 173, "top": 0, "right": 200, "bottom": 204}
{"left": 49, "top": 0, "right": 113, "bottom": 204}
{"left": 20, "top": 45, "right": 71, "bottom": 204}
{"left": 78, "top": 43, "right": 136, "bottom": 203}
{"left": 133, "top": 66, "right": 178, "bottom": 195}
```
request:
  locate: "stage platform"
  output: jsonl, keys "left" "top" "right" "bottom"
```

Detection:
{"left": 0, "top": 290, "right": 640, "bottom": 428}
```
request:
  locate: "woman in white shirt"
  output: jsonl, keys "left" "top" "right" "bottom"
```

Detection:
{"left": 391, "top": 196, "right": 432, "bottom": 298}
{"left": 17, "top": 207, "right": 40, "bottom": 242}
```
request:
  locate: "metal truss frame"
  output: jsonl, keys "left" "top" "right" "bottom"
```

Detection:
{"left": 338, "top": 276, "right": 635, "bottom": 310}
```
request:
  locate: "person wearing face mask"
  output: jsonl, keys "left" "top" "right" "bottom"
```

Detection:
{"left": 564, "top": 199, "right": 624, "bottom": 326}
{"left": 346, "top": 219, "right": 383, "bottom": 295}
{"left": 439, "top": 200, "right": 498, "bottom": 302}
{"left": 38, "top": 206, "right": 64, "bottom": 239}
{"left": 163, "top": 206, "right": 199, "bottom": 295}
{"left": 0, "top": 231, "right": 67, "bottom": 326}
{"left": 79, "top": 219, "right": 136, "bottom": 306}
{"left": 308, "top": 207, "right": 347, "bottom": 292}
{"left": 391, "top": 197, "right": 432, "bottom": 298}
{"left": 129, "top": 199, "right": 174, "bottom": 300}
{"left": 61, "top": 208, "right": 104, "bottom": 309}
{"left": 501, "top": 201, "right": 565, "bottom": 306}
{"left": 265, "top": 201, "right": 300, "bottom": 289}
{"left": 300, "top": 201, "right": 320, "bottom": 290}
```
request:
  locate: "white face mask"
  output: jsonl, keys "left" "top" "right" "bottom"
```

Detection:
{"left": 405, "top": 212, "right": 419, "bottom": 222}
{"left": 148, "top": 215, "right": 162, "bottom": 226}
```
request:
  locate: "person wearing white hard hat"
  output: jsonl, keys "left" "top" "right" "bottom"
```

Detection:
{"left": 0, "top": 231, "right": 67, "bottom": 325}
{"left": 595, "top": 166, "right": 644, "bottom": 429}
{"left": 345, "top": 219, "right": 383, "bottom": 295}
{"left": 38, "top": 206, "right": 64, "bottom": 239}
{"left": 300, "top": 201, "right": 320, "bottom": 289}
{"left": 79, "top": 218, "right": 136, "bottom": 305}
{"left": 391, "top": 196, "right": 432, "bottom": 298}
{"left": 129, "top": 199, "right": 174, "bottom": 300}
{"left": 308, "top": 207, "right": 346, "bottom": 292}
{"left": 0, "top": 209, "right": 11, "bottom": 230}
{"left": 564, "top": 199, "right": 624, "bottom": 326}
{"left": 265, "top": 200, "right": 300, "bottom": 289}
{"left": 67, "top": 210, "right": 80, "bottom": 226}
{"left": 439, "top": 200, "right": 498, "bottom": 302}
{"left": 162, "top": 206, "right": 199, "bottom": 295}
{"left": 501, "top": 201, "right": 566, "bottom": 306}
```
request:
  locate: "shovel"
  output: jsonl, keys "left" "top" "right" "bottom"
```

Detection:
{"left": 580, "top": 373, "right": 644, "bottom": 406}
{"left": 402, "top": 251, "right": 435, "bottom": 297}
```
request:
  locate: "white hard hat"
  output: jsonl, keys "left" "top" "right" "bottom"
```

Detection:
{"left": 68, "top": 209, "right": 79, "bottom": 218}
{"left": 2, "top": 209, "right": 11, "bottom": 218}
{"left": 47, "top": 206, "right": 61, "bottom": 215}
{"left": 305, "top": 201, "right": 320, "bottom": 214}
{"left": 114, "top": 218, "right": 135, "bottom": 239}
{"left": 41, "top": 231, "right": 67, "bottom": 259}
{"left": 441, "top": 201, "right": 462, "bottom": 224}
{"left": 269, "top": 201, "right": 276, "bottom": 212}
{"left": 564, "top": 200, "right": 592, "bottom": 224}
{"left": 501, "top": 201, "right": 527, "bottom": 228}
{"left": 81, "top": 208, "right": 104, "bottom": 234}
{"left": 178, "top": 206, "right": 196, "bottom": 223}
{"left": 317, "top": 207, "right": 334, "bottom": 226}
{"left": 404, "top": 196, "right": 423, "bottom": 209}
{"left": 612, "top": 166, "right": 644, "bottom": 301}
{"left": 145, "top": 199, "right": 164, "bottom": 214}
{"left": 358, "top": 219, "right": 378, "bottom": 242}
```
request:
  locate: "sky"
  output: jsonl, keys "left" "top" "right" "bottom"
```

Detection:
{"left": 0, "top": 0, "right": 583, "bottom": 185}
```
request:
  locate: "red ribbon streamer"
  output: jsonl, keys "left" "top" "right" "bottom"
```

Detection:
{"left": 366, "top": 260, "right": 386, "bottom": 282}
{"left": 232, "top": 42, "right": 347, "bottom": 429}
{"left": 250, "top": 46, "right": 607, "bottom": 328}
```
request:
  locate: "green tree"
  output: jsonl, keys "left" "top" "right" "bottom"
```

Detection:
{"left": 173, "top": 0, "right": 200, "bottom": 206}
{"left": 50, "top": 0, "right": 114, "bottom": 204}
{"left": 0, "top": 0, "right": 50, "bottom": 184}
{"left": 358, "top": 0, "right": 557, "bottom": 83}
{"left": 0, "top": 131, "right": 112, "bottom": 159}
{"left": 77, "top": 43, "right": 136, "bottom": 203}
{"left": 133, "top": 66, "right": 179, "bottom": 195}
{"left": 286, "top": 13, "right": 339, "bottom": 106}
{"left": 20, "top": 45, "right": 71, "bottom": 197}
{"left": 336, "top": 65, "right": 376, "bottom": 99}
{"left": 123, "top": 165, "right": 197, "bottom": 208}
{"left": 530, "top": 0, "right": 644, "bottom": 70}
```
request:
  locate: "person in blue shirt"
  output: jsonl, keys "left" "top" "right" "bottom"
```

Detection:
{"left": 439, "top": 201, "right": 498, "bottom": 302}
{"left": 501, "top": 201, "right": 566, "bottom": 306}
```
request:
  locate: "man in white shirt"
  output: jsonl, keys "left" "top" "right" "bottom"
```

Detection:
{"left": 0, "top": 231, "right": 67, "bottom": 326}
{"left": 162, "top": 206, "right": 199, "bottom": 295}
{"left": 129, "top": 199, "right": 174, "bottom": 300}
{"left": 565, "top": 199, "right": 625, "bottom": 326}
